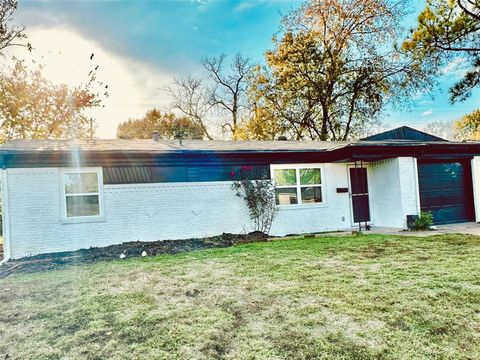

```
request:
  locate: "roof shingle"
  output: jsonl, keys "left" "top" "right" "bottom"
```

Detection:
{"left": 0, "top": 138, "right": 351, "bottom": 153}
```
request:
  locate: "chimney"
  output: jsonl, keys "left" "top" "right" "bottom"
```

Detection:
{"left": 152, "top": 131, "right": 159, "bottom": 142}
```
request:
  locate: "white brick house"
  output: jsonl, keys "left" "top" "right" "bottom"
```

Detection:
{"left": 1, "top": 126, "right": 480, "bottom": 260}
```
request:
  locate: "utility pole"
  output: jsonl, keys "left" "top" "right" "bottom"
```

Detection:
{"left": 90, "top": 118, "right": 93, "bottom": 140}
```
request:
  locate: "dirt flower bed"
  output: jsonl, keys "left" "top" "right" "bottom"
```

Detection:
{"left": 0, "top": 232, "right": 269, "bottom": 278}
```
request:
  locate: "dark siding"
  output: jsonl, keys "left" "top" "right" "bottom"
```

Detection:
{"left": 187, "top": 165, "right": 269, "bottom": 182}
{"left": 187, "top": 166, "right": 230, "bottom": 182}
{"left": 103, "top": 166, "right": 152, "bottom": 184}
{"left": 151, "top": 167, "right": 188, "bottom": 182}
{"left": 104, "top": 165, "right": 270, "bottom": 184}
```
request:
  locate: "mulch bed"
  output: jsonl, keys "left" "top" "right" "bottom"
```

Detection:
{"left": 0, "top": 232, "right": 270, "bottom": 279}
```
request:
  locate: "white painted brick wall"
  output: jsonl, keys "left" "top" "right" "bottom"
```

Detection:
{"left": 471, "top": 157, "right": 480, "bottom": 222}
{"left": 368, "top": 157, "right": 419, "bottom": 228}
{"left": 5, "top": 163, "right": 353, "bottom": 258}
{"left": 271, "top": 163, "right": 352, "bottom": 235}
{"left": 398, "top": 157, "right": 421, "bottom": 221}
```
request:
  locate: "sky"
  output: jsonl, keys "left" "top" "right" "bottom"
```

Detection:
{"left": 7, "top": 0, "right": 480, "bottom": 138}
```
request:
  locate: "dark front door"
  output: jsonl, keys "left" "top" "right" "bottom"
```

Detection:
{"left": 418, "top": 160, "right": 475, "bottom": 224}
{"left": 349, "top": 167, "right": 370, "bottom": 223}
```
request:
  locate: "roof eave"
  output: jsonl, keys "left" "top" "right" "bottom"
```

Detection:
{"left": 2, "top": 141, "right": 480, "bottom": 168}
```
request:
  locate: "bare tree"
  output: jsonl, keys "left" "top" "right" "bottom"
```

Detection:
{"left": 0, "top": 0, "right": 30, "bottom": 55}
{"left": 167, "top": 75, "right": 212, "bottom": 140}
{"left": 423, "top": 120, "right": 457, "bottom": 141}
{"left": 202, "top": 53, "right": 253, "bottom": 139}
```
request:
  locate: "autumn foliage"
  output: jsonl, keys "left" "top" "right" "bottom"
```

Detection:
{"left": 0, "top": 61, "right": 99, "bottom": 142}
{"left": 116, "top": 109, "right": 205, "bottom": 140}
{"left": 245, "top": 0, "right": 420, "bottom": 141}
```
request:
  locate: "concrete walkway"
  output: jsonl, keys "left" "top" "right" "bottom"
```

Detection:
{"left": 304, "top": 222, "right": 480, "bottom": 239}
{"left": 366, "top": 222, "right": 480, "bottom": 237}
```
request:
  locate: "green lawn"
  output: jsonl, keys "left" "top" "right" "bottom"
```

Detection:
{"left": 1, "top": 234, "right": 480, "bottom": 359}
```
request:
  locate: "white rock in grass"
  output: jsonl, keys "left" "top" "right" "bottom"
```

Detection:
{"left": 120, "top": 253, "right": 126, "bottom": 259}
{"left": 141, "top": 251, "right": 147, "bottom": 257}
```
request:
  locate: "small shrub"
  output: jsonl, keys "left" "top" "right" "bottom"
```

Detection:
{"left": 410, "top": 211, "right": 434, "bottom": 231}
{"left": 231, "top": 177, "right": 278, "bottom": 235}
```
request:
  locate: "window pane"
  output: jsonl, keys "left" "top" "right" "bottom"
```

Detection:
{"left": 64, "top": 173, "right": 98, "bottom": 194}
{"left": 301, "top": 186, "right": 322, "bottom": 204}
{"left": 275, "top": 188, "right": 298, "bottom": 205}
{"left": 274, "top": 169, "right": 297, "bottom": 186}
{"left": 66, "top": 195, "right": 100, "bottom": 217}
{"left": 300, "top": 168, "right": 321, "bottom": 185}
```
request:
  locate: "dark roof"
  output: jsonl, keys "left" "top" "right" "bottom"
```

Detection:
{"left": 1, "top": 127, "right": 480, "bottom": 168}
{"left": 361, "top": 126, "right": 446, "bottom": 142}
{"left": 0, "top": 138, "right": 349, "bottom": 153}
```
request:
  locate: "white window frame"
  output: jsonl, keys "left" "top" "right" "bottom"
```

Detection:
{"left": 270, "top": 164, "right": 326, "bottom": 208}
{"left": 59, "top": 167, "right": 105, "bottom": 224}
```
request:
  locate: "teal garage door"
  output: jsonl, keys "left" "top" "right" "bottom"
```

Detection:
{"left": 418, "top": 161, "right": 475, "bottom": 224}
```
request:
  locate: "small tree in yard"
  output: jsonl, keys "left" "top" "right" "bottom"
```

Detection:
{"left": 232, "top": 175, "right": 278, "bottom": 235}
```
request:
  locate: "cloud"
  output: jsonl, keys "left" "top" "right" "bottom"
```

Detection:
{"left": 235, "top": 0, "right": 267, "bottom": 12}
{"left": 5, "top": 26, "right": 174, "bottom": 138}
{"left": 421, "top": 109, "right": 433, "bottom": 116}
{"left": 418, "top": 100, "right": 431, "bottom": 105}
{"left": 412, "top": 91, "right": 427, "bottom": 100}
{"left": 440, "top": 58, "right": 468, "bottom": 77}
{"left": 233, "top": 0, "right": 269, "bottom": 12}
{"left": 191, "top": 0, "right": 210, "bottom": 11}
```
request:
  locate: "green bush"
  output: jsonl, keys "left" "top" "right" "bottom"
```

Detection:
{"left": 411, "top": 211, "right": 434, "bottom": 231}
{"left": 231, "top": 178, "right": 278, "bottom": 235}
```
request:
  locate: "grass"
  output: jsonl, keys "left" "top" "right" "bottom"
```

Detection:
{"left": 1, "top": 234, "right": 480, "bottom": 359}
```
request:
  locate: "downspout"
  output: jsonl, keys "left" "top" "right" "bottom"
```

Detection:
{"left": 0, "top": 168, "right": 11, "bottom": 264}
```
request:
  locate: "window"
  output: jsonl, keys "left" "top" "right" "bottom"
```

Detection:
{"left": 60, "top": 168, "right": 104, "bottom": 221}
{"left": 272, "top": 165, "right": 323, "bottom": 206}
